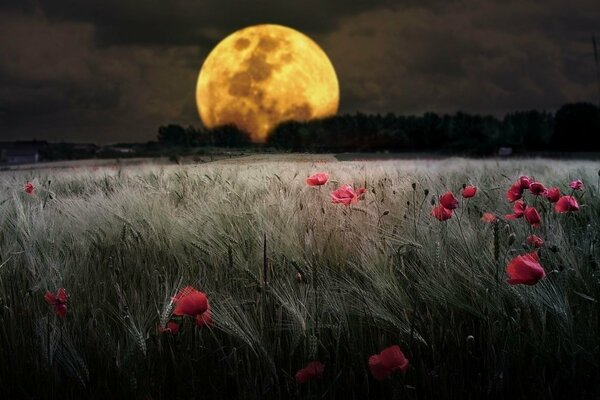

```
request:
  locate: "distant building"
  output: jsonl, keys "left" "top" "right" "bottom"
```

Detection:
{"left": 498, "top": 147, "right": 513, "bottom": 157}
{"left": 72, "top": 143, "right": 100, "bottom": 155}
{"left": 100, "top": 145, "right": 136, "bottom": 154}
{"left": 0, "top": 142, "right": 46, "bottom": 165}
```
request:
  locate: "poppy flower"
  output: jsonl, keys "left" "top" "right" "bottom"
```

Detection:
{"left": 172, "top": 286, "right": 212, "bottom": 327}
{"left": 306, "top": 172, "right": 329, "bottom": 186}
{"left": 368, "top": 345, "right": 409, "bottom": 381}
{"left": 506, "top": 251, "right": 546, "bottom": 285}
{"left": 481, "top": 212, "right": 498, "bottom": 223}
{"left": 295, "top": 361, "right": 325, "bottom": 384}
{"left": 44, "top": 288, "right": 68, "bottom": 318}
{"left": 527, "top": 235, "right": 544, "bottom": 248}
{"left": 555, "top": 196, "right": 579, "bottom": 213}
{"left": 439, "top": 192, "right": 459, "bottom": 209}
{"left": 24, "top": 182, "right": 35, "bottom": 195}
{"left": 462, "top": 186, "right": 477, "bottom": 198}
{"left": 431, "top": 205, "right": 452, "bottom": 221}
{"left": 159, "top": 321, "right": 180, "bottom": 335}
{"left": 518, "top": 176, "right": 532, "bottom": 189}
{"left": 505, "top": 200, "right": 526, "bottom": 220}
{"left": 330, "top": 185, "right": 366, "bottom": 205}
{"left": 524, "top": 206, "right": 541, "bottom": 227}
{"left": 506, "top": 182, "right": 523, "bottom": 202}
{"left": 569, "top": 179, "right": 583, "bottom": 190}
{"left": 529, "top": 182, "right": 545, "bottom": 196}
{"left": 544, "top": 187, "right": 560, "bottom": 203}
{"left": 196, "top": 309, "right": 213, "bottom": 327}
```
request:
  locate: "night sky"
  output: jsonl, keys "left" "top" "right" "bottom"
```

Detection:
{"left": 1, "top": 0, "right": 599, "bottom": 143}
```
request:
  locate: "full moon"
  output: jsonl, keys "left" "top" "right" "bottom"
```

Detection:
{"left": 196, "top": 24, "right": 339, "bottom": 143}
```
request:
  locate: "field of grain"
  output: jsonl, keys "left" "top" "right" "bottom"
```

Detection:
{"left": 1, "top": 157, "right": 598, "bottom": 399}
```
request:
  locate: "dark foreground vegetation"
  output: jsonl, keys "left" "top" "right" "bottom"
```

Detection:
{"left": 1, "top": 160, "right": 599, "bottom": 399}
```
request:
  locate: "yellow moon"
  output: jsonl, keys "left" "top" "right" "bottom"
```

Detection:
{"left": 196, "top": 24, "right": 339, "bottom": 143}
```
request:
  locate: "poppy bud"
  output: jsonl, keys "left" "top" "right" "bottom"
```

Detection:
{"left": 424, "top": 189, "right": 430, "bottom": 196}
{"left": 382, "top": 210, "right": 390, "bottom": 216}
{"left": 411, "top": 182, "right": 416, "bottom": 190}
{"left": 508, "top": 233, "right": 516, "bottom": 246}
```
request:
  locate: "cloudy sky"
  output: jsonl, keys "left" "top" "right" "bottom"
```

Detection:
{"left": 1, "top": 0, "right": 599, "bottom": 143}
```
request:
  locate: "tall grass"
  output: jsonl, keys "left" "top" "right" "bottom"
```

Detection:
{"left": 0, "top": 158, "right": 599, "bottom": 399}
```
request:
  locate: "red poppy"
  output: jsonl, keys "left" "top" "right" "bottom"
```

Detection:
{"left": 569, "top": 179, "right": 583, "bottom": 190}
{"left": 518, "top": 176, "right": 532, "bottom": 189}
{"left": 330, "top": 185, "right": 366, "bottom": 205}
{"left": 172, "top": 286, "right": 211, "bottom": 327}
{"left": 527, "top": 235, "right": 544, "bottom": 248}
{"left": 44, "top": 288, "right": 68, "bottom": 318}
{"left": 506, "top": 251, "right": 545, "bottom": 285}
{"left": 524, "top": 206, "right": 541, "bottom": 227}
{"left": 439, "top": 192, "right": 459, "bottom": 209}
{"left": 159, "top": 321, "right": 180, "bottom": 335}
{"left": 24, "top": 182, "right": 35, "bottom": 195}
{"left": 431, "top": 205, "right": 452, "bottom": 221}
{"left": 295, "top": 361, "right": 325, "bottom": 384}
{"left": 481, "top": 212, "right": 498, "bottom": 223}
{"left": 506, "top": 182, "right": 523, "bottom": 202}
{"left": 462, "top": 186, "right": 477, "bottom": 198}
{"left": 196, "top": 308, "right": 213, "bottom": 327}
{"left": 555, "top": 196, "right": 579, "bottom": 213}
{"left": 306, "top": 172, "right": 329, "bottom": 186}
{"left": 529, "top": 182, "right": 545, "bottom": 196}
{"left": 544, "top": 187, "right": 560, "bottom": 203}
{"left": 505, "top": 200, "right": 526, "bottom": 220}
{"left": 368, "top": 345, "right": 409, "bottom": 381}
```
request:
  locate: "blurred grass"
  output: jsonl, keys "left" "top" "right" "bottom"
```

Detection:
{"left": 0, "top": 158, "right": 599, "bottom": 399}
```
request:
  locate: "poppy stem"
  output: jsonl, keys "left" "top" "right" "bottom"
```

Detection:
{"left": 263, "top": 232, "right": 268, "bottom": 287}
{"left": 42, "top": 179, "right": 52, "bottom": 209}
{"left": 409, "top": 297, "right": 419, "bottom": 352}
{"left": 493, "top": 222, "right": 500, "bottom": 291}
{"left": 412, "top": 187, "right": 417, "bottom": 240}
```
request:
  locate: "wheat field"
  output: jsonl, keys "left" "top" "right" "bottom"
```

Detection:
{"left": 1, "top": 157, "right": 599, "bottom": 399}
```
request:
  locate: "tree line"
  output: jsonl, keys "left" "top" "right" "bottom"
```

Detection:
{"left": 158, "top": 102, "right": 600, "bottom": 154}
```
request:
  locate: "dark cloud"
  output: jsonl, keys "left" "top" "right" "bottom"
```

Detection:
{"left": 11, "top": 0, "right": 398, "bottom": 46}
{"left": 0, "top": 0, "right": 599, "bottom": 142}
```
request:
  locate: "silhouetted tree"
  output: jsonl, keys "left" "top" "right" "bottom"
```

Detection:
{"left": 158, "top": 124, "right": 195, "bottom": 146}
{"left": 209, "top": 125, "right": 251, "bottom": 147}
{"left": 551, "top": 103, "right": 600, "bottom": 151}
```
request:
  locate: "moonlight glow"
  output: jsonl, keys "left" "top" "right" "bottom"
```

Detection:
{"left": 196, "top": 24, "right": 339, "bottom": 143}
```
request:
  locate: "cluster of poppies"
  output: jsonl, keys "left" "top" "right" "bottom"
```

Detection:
{"left": 296, "top": 344, "right": 409, "bottom": 384}
{"left": 431, "top": 185, "right": 477, "bottom": 221}
{"left": 429, "top": 175, "right": 584, "bottom": 286}
{"left": 505, "top": 175, "right": 581, "bottom": 224}
{"left": 306, "top": 172, "right": 367, "bottom": 206}
{"left": 502, "top": 176, "right": 582, "bottom": 285}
